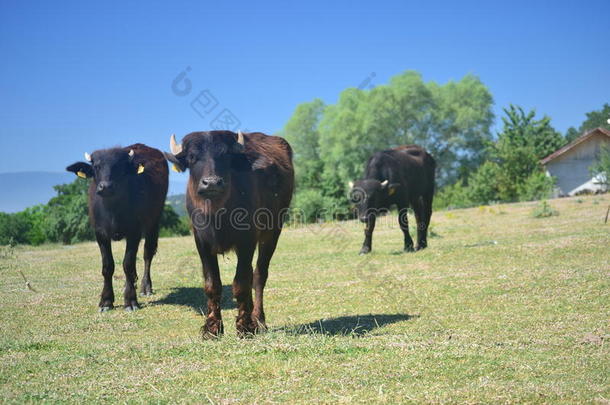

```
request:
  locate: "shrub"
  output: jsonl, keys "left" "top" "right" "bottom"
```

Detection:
{"left": 518, "top": 171, "right": 556, "bottom": 202}
{"left": 0, "top": 179, "right": 195, "bottom": 245}
{"left": 433, "top": 180, "right": 473, "bottom": 210}
{"left": 43, "top": 179, "right": 94, "bottom": 244}
{"left": 19, "top": 206, "right": 47, "bottom": 245}
{"left": 291, "top": 189, "right": 338, "bottom": 223}
{"left": 467, "top": 161, "right": 500, "bottom": 205}
{"left": 0, "top": 212, "right": 32, "bottom": 245}
{"left": 531, "top": 200, "right": 558, "bottom": 218}
{"left": 159, "top": 204, "right": 191, "bottom": 237}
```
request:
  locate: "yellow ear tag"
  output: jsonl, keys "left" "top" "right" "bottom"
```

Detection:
{"left": 137, "top": 164, "right": 145, "bottom": 174}
{"left": 172, "top": 163, "right": 182, "bottom": 173}
{"left": 76, "top": 171, "right": 87, "bottom": 179}
{"left": 388, "top": 187, "right": 396, "bottom": 196}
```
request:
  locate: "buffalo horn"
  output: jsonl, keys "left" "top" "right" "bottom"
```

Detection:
{"left": 170, "top": 134, "right": 182, "bottom": 155}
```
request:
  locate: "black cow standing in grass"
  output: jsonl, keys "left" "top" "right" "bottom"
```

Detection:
{"left": 349, "top": 145, "right": 435, "bottom": 255}
{"left": 67, "top": 144, "right": 168, "bottom": 311}
{"left": 164, "top": 130, "right": 294, "bottom": 338}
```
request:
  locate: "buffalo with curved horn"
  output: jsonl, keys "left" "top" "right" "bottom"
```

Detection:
{"left": 164, "top": 130, "right": 294, "bottom": 338}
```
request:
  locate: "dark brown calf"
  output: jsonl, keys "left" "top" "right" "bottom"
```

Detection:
{"left": 67, "top": 144, "right": 168, "bottom": 311}
{"left": 350, "top": 145, "right": 435, "bottom": 254}
{"left": 164, "top": 130, "right": 294, "bottom": 338}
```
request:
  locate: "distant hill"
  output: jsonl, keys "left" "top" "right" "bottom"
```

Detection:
{"left": 167, "top": 194, "right": 187, "bottom": 217}
{"left": 0, "top": 172, "right": 188, "bottom": 213}
{"left": 0, "top": 172, "right": 73, "bottom": 213}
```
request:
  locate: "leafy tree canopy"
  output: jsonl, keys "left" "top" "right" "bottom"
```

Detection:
{"left": 565, "top": 103, "right": 610, "bottom": 143}
{"left": 282, "top": 98, "right": 326, "bottom": 190}
{"left": 290, "top": 71, "right": 495, "bottom": 194}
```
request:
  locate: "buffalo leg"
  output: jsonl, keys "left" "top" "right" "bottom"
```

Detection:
{"left": 140, "top": 226, "right": 159, "bottom": 296}
{"left": 415, "top": 194, "right": 433, "bottom": 250}
{"left": 233, "top": 242, "right": 256, "bottom": 336}
{"left": 398, "top": 206, "right": 415, "bottom": 252}
{"left": 123, "top": 235, "right": 141, "bottom": 311}
{"left": 253, "top": 230, "right": 281, "bottom": 331}
{"left": 359, "top": 214, "right": 376, "bottom": 254}
{"left": 97, "top": 234, "right": 115, "bottom": 311}
{"left": 195, "top": 237, "right": 223, "bottom": 338}
{"left": 413, "top": 196, "right": 430, "bottom": 250}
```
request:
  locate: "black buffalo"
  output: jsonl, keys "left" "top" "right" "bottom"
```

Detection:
{"left": 164, "top": 130, "right": 294, "bottom": 338}
{"left": 67, "top": 144, "right": 168, "bottom": 311}
{"left": 349, "top": 145, "right": 435, "bottom": 254}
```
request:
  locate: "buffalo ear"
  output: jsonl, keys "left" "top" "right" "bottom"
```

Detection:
{"left": 164, "top": 151, "right": 186, "bottom": 173}
{"left": 66, "top": 162, "right": 93, "bottom": 178}
{"left": 387, "top": 183, "right": 400, "bottom": 196}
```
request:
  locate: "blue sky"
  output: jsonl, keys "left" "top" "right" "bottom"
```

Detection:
{"left": 1, "top": 0, "right": 609, "bottom": 180}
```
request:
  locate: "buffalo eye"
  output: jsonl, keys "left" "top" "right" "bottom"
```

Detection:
{"left": 187, "top": 153, "right": 198, "bottom": 165}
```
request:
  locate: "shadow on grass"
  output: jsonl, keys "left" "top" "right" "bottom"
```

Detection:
{"left": 151, "top": 285, "right": 236, "bottom": 313}
{"left": 280, "top": 313, "right": 416, "bottom": 336}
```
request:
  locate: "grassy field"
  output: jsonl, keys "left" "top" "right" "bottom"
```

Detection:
{"left": 1, "top": 195, "right": 609, "bottom": 403}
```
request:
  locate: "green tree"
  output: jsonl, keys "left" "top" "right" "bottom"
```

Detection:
{"left": 318, "top": 87, "right": 371, "bottom": 193}
{"left": 282, "top": 99, "right": 326, "bottom": 190}
{"left": 565, "top": 103, "right": 610, "bottom": 143}
{"left": 517, "top": 171, "right": 556, "bottom": 202}
{"left": 0, "top": 205, "right": 49, "bottom": 246}
{"left": 467, "top": 161, "right": 501, "bottom": 205}
{"left": 19, "top": 205, "right": 47, "bottom": 245}
{"left": 290, "top": 188, "right": 337, "bottom": 223}
{"left": 159, "top": 204, "right": 190, "bottom": 237}
{"left": 426, "top": 74, "right": 495, "bottom": 183}
{"left": 432, "top": 179, "right": 472, "bottom": 210}
{"left": 44, "top": 178, "right": 94, "bottom": 244}
{"left": 282, "top": 70, "right": 495, "bottom": 218}
{"left": 492, "top": 105, "right": 564, "bottom": 201}
{"left": 0, "top": 212, "right": 32, "bottom": 245}
{"left": 316, "top": 70, "right": 494, "bottom": 194}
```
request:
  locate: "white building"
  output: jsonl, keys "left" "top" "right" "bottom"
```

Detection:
{"left": 541, "top": 127, "right": 610, "bottom": 196}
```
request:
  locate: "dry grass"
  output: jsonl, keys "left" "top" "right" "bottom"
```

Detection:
{"left": 1, "top": 195, "right": 609, "bottom": 403}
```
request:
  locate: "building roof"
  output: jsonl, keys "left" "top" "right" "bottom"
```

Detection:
{"left": 540, "top": 127, "right": 610, "bottom": 165}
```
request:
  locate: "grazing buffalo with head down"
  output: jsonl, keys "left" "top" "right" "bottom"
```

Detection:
{"left": 66, "top": 144, "right": 168, "bottom": 311}
{"left": 349, "top": 145, "right": 435, "bottom": 254}
{"left": 164, "top": 130, "right": 294, "bottom": 338}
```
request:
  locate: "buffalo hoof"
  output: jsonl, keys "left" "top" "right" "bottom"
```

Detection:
{"left": 415, "top": 245, "right": 427, "bottom": 251}
{"left": 404, "top": 246, "right": 415, "bottom": 253}
{"left": 124, "top": 302, "right": 140, "bottom": 312}
{"left": 256, "top": 323, "right": 268, "bottom": 334}
{"left": 359, "top": 247, "right": 371, "bottom": 255}
{"left": 236, "top": 319, "right": 258, "bottom": 338}
{"left": 99, "top": 305, "right": 113, "bottom": 313}
{"left": 252, "top": 315, "right": 267, "bottom": 334}
{"left": 237, "top": 329, "right": 257, "bottom": 339}
{"left": 201, "top": 318, "right": 224, "bottom": 340}
{"left": 140, "top": 282, "right": 153, "bottom": 296}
